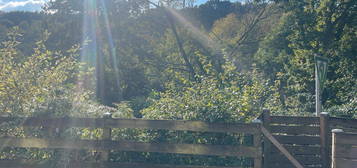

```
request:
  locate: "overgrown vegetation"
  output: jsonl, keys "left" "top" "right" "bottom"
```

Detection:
{"left": 0, "top": 0, "right": 355, "bottom": 124}
{"left": 0, "top": 0, "right": 355, "bottom": 166}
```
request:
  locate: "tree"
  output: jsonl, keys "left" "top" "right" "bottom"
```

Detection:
{"left": 255, "top": 0, "right": 357, "bottom": 114}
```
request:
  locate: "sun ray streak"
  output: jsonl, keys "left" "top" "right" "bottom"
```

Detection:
{"left": 164, "top": 7, "right": 223, "bottom": 54}
{"left": 78, "top": 0, "right": 99, "bottom": 94}
{"left": 99, "top": 0, "right": 121, "bottom": 96}
{"left": 81, "top": 0, "right": 98, "bottom": 68}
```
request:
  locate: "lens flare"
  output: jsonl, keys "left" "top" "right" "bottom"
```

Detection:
{"left": 79, "top": 0, "right": 98, "bottom": 93}
{"left": 79, "top": 0, "right": 120, "bottom": 103}
{"left": 99, "top": 0, "right": 121, "bottom": 93}
{"left": 81, "top": 0, "right": 98, "bottom": 68}
{"left": 164, "top": 7, "right": 223, "bottom": 54}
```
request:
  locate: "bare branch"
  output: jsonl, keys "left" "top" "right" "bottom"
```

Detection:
{"left": 227, "top": 4, "right": 270, "bottom": 58}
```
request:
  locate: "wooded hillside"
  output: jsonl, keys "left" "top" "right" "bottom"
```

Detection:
{"left": 0, "top": 0, "right": 356, "bottom": 119}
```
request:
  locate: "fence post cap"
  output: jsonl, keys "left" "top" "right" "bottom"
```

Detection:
{"left": 103, "top": 112, "right": 112, "bottom": 118}
{"left": 331, "top": 129, "right": 344, "bottom": 133}
{"left": 320, "top": 112, "right": 329, "bottom": 116}
{"left": 252, "top": 119, "right": 262, "bottom": 123}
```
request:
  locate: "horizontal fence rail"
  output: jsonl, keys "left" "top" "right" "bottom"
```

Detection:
{"left": 0, "top": 137, "right": 260, "bottom": 157}
{"left": 0, "top": 160, "right": 246, "bottom": 168}
{"left": 270, "top": 116, "right": 319, "bottom": 125}
{"left": 329, "top": 117, "right": 357, "bottom": 132}
{"left": 270, "top": 125, "right": 320, "bottom": 135}
{"left": 0, "top": 117, "right": 263, "bottom": 168}
{"left": 0, "top": 117, "right": 261, "bottom": 134}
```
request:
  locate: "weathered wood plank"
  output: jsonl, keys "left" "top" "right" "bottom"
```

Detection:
{"left": 333, "top": 158, "right": 357, "bottom": 168}
{"left": 0, "top": 160, "right": 50, "bottom": 168}
{"left": 334, "top": 145, "right": 357, "bottom": 159}
{"left": 275, "top": 135, "right": 320, "bottom": 145}
{"left": 0, "top": 160, "right": 246, "bottom": 168}
{"left": 101, "top": 120, "right": 112, "bottom": 161}
{"left": 319, "top": 112, "right": 330, "bottom": 168}
{"left": 331, "top": 130, "right": 357, "bottom": 168}
{"left": 270, "top": 145, "right": 320, "bottom": 155}
{"left": 330, "top": 117, "right": 357, "bottom": 130}
{"left": 0, "top": 137, "right": 259, "bottom": 158}
{"left": 333, "top": 132, "right": 357, "bottom": 145}
{"left": 269, "top": 153, "right": 321, "bottom": 165}
{"left": 69, "top": 161, "right": 247, "bottom": 168}
{"left": 268, "top": 162, "right": 322, "bottom": 168}
{"left": 261, "top": 127, "right": 304, "bottom": 168}
{"left": 262, "top": 109, "right": 271, "bottom": 168}
{"left": 253, "top": 131, "right": 262, "bottom": 168}
{"left": 331, "top": 127, "right": 357, "bottom": 133}
{"left": 0, "top": 117, "right": 260, "bottom": 134}
{"left": 271, "top": 116, "right": 319, "bottom": 125}
{"left": 271, "top": 125, "right": 320, "bottom": 135}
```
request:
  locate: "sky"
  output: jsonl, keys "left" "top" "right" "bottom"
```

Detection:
{"left": 0, "top": 0, "right": 47, "bottom": 12}
{"left": 0, "top": 0, "right": 240, "bottom": 12}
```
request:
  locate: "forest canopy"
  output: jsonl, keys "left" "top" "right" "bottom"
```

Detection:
{"left": 0, "top": 0, "right": 356, "bottom": 120}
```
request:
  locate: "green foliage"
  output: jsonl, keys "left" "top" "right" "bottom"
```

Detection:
{"left": 0, "top": 0, "right": 356, "bottom": 166}
{"left": 327, "top": 97, "right": 357, "bottom": 118}
{"left": 142, "top": 62, "right": 273, "bottom": 122}
{"left": 0, "top": 27, "right": 97, "bottom": 117}
{"left": 0, "top": 0, "right": 354, "bottom": 118}
{"left": 255, "top": 0, "right": 357, "bottom": 115}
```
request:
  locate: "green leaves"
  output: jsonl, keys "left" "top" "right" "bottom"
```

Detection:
{"left": 253, "top": 0, "right": 357, "bottom": 115}
{"left": 0, "top": 27, "right": 82, "bottom": 117}
{"left": 142, "top": 61, "right": 270, "bottom": 123}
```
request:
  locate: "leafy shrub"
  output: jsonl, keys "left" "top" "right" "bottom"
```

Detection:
{"left": 142, "top": 62, "right": 273, "bottom": 123}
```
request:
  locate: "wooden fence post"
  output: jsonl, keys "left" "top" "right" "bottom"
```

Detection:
{"left": 320, "top": 112, "right": 330, "bottom": 168}
{"left": 262, "top": 109, "right": 271, "bottom": 168}
{"left": 101, "top": 113, "right": 112, "bottom": 162}
{"left": 331, "top": 129, "right": 343, "bottom": 168}
{"left": 252, "top": 119, "right": 262, "bottom": 168}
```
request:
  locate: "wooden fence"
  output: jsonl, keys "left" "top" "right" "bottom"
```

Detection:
{"left": 260, "top": 111, "right": 357, "bottom": 168}
{"left": 331, "top": 129, "right": 357, "bottom": 168}
{"left": 0, "top": 117, "right": 262, "bottom": 168}
{"left": 260, "top": 110, "right": 321, "bottom": 168}
{"left": 0, "top": 111, "right": 357, "bottom": 168}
